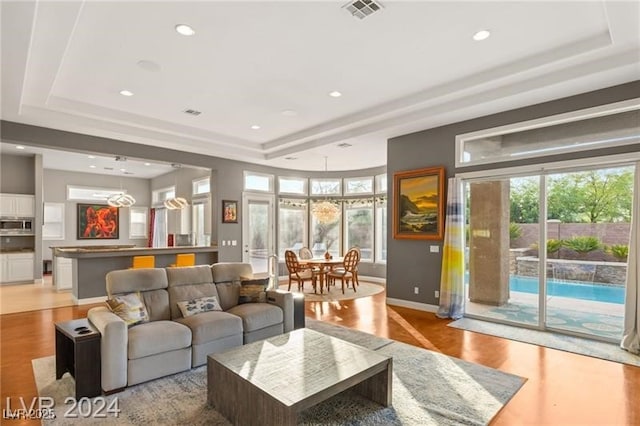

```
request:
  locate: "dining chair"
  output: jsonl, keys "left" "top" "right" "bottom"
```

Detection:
{"left": 284, "top": 250, "right": 319, "bottom": 293}
{"left": 327, "top": 248, "right": 359, "bottom": 294}
{"left": 298, "top": 247, "right": 313, "bottom": 260}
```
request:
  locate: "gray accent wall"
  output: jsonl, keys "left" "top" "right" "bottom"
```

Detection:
{"left": 41, "top": 169, "right": 152, "bottom": 260}
{"left": 387, "top": 80, "right": 640, "bottom": 306}
{"left": 0, "top": 153, "right": 35, "bottom": 194}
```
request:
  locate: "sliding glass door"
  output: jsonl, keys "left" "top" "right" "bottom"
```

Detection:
{"left": 464, "top": 164, "right": 634, "bottom": 342}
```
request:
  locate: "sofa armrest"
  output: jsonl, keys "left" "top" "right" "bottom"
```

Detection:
{"left": 88, "top": 307, "right": 128, "bottom": 392}
{"left": 266, "top": 290, "right": 294, "bottom": 333}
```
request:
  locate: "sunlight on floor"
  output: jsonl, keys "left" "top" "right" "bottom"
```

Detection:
{"left": 0, "top": 276, "right": 74, "bottom": 314}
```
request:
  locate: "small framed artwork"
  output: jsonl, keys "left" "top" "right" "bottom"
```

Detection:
{"left": 393, "top": 166, "right": 446, "bottom": 240}
{"left": 77, "top": 204, "right": 119, "bottom": 239}
{"left": 222, "top": 200, "right": 238, "bottom": 223}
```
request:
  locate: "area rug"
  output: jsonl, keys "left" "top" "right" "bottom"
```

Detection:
{"left": 449, "top": 317, "right": 640, "bottom": 367}
{"left": 481, "top": 302, "right": 624, "bottom": 340}
{"left": 278, "top": 281, "right": 385, "bottom": 302}
{"left": 33, "top": 322, "right": 525, "bottom": 425}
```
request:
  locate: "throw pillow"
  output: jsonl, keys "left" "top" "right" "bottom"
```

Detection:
{"left": 177, "top": 296, "right": 223, "bottom": 317}
{"left": 106, "top": 292, "right": 149, "bottom": 327}
{"left": 238, "top": 277, "right": 270, "bottom": 304}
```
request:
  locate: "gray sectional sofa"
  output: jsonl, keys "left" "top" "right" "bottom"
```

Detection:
{"left": 88, "top": 262, "right": 294, "bottom": 393}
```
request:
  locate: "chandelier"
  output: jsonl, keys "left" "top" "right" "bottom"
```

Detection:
{"left": 107, "top": 192, "right": 136, "bottom": 208}
{"left": 164, "top": 163, "right": 189, "bottom": 210}
{"left": 311, "top": 156, "right": 340, "bottom": 224}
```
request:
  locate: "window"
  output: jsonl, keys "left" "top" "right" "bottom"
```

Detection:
{"left": 244, "top": 171, "right": 274, "bottom": 192}
{"left": 344, "top": 199, "right": 373, "bottom": 261}
{"left": 278, "top": 177, "right": 307, "bottom": 195}
{"left": 43, "top": 202, "right": 64, "bottom": 240}
{"left": 375, "top": 196, "right": 387, "bottom": 263}
{"left": 310, "top": 200, "right": 341, "bottom": 258}
{"left": 152, "top": 186, "right": 175, "bottom": 205}
{"left": 152, "top": 208, "right": 168, "bottom": 247}
{"left": 192, "top": 198, "right": 211, "bottom": 246}
{"left": 192, "top": 177, "right": 210, "bottom": 195}
{"left": 344, "top": 177, "right": 373, "bottom": 195}
{"left": 375, "top": 173, "right": 387, "bottom": 194}
{"left": 456, "top": 99, "right": 640, "bottom": 167}
{"left": 278, "top": 199, "right": 307, "bottom": 257}
{"left": 129, "top": 207, "right": 148, "bottom": 239}
{"left": 67, "top": 185, "right": 124, "bottom": 202}
{"left": 310, "top": 178, "right": 341, "bottom": 196}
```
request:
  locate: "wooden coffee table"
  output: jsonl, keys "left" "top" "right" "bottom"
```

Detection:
{"left": 207, "top": 328, "right": 392, "bottom": 426}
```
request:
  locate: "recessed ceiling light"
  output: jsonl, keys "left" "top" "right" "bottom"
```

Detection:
{"left": 282, "top": 110, "right": 298, "bottom": 116}
{"left": 250, "top": 125, "right": 261, "bottom": 130}
{"left": 88, "top": 155, "right": 96, "bottom": 159}
{"left": 175, "top": 24, "right": 195, "bottom": 36}
{"left": 144, "top": 162, "right": 151, "bottom": 166}
{"left": 89, "top": 165, "right": 96, "bottom": 169}
{"left": 329, "top": 91, "right": 342, "bottom": 98}
{"left": 15, "top": 145, "right": 25, "bottom": 150}
{"left": 119, "top": 168, "right": 126, "bottom": 172}
{"left": 119, "top": 90, "right": 134, "bottom": 97}
{"left": 473, "top": 30, "right": 491, "bottom": 41}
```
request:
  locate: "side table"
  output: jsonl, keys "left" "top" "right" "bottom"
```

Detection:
{"left": 55, "top": 318, "right": 101, "bottom": 398}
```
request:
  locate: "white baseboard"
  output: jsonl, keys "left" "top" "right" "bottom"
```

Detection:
{"left": 73, "top": 295, "right": 107, "bottom": 305}
{"left": 386, "top": 297, "right": 438, "bottom": 313}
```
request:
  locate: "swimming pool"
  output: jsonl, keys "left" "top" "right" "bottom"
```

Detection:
{"left": 509, "top": 275, "right": 624, "bottom": 304}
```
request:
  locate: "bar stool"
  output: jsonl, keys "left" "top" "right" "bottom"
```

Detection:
{"left": 170, "top": 253, "right": 195, "bottom": 267}
{"left": 131, "top": 255, "right": 155, "bottom": 269}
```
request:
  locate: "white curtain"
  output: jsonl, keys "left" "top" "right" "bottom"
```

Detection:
{"left": 621, "top": 162, "right": 640, "bottom": 355}
{"left": 152, "top": 208, "right": 168, "bottom": 248}
{"left": 437, "top": 178, "right": 465, "bottom": 319}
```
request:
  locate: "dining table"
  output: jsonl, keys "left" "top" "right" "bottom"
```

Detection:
{"left": 298, "top": 257, "right": 344, "bottom": 293}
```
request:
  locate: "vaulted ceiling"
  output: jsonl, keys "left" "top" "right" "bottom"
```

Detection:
{"left": 1, "top": 1, "right": 639, "bottom": 171}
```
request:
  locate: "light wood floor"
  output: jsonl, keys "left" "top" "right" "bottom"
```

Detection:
{"left": 1, "top": 291, "right": 639, "bottom": 425}
{"left": 0, "top": 276, "right": 74, "bottom": 314}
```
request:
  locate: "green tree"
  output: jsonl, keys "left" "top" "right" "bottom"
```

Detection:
{"left": 510, "top": 178, "right": 539, "bottom": 223}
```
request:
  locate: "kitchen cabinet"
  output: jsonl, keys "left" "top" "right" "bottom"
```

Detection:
{"left": 55, "top": 257, "right": 73, "bottom": 290}
{"left": 0, "top": 194, "right": 35, "bottom": 217}
{"left": 0, "top": 252, "right": 34, "bottom": 283}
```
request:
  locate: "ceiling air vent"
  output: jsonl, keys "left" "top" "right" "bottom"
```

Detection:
{"left": 343, "top": 0, "right": 383, "bottom": 20}
{"left": 183, "top": 109, "right": 202, "bottom": 116}
{"left": 337, "top": 143, "right": 353, "bottom": 148}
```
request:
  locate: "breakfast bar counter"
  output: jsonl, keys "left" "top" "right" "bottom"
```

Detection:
{"left": 51, "top": 245, "right": 218, "bottom": 303}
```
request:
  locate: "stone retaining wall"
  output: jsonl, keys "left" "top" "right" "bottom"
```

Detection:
{"left": 513, "top": 255, "right": 626, "bottom": 285}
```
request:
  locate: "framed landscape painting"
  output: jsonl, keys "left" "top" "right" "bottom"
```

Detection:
{"left": 77, "top": 204, "right": 119, "bottom": 239}
{"left": 393, "top": 166, "right": 445, "bottom": 240}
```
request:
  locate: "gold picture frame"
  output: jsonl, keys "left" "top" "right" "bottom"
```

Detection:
{"left": 393, "top": 166, "right": 445, "bottom": 240}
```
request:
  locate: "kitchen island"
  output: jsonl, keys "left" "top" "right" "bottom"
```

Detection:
{"left": 51, "top": 245, "right": 218, "bottom": 303}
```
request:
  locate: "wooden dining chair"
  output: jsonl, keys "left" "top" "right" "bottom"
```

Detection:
{"left": 327, "top": 248, "right": 359, "bottom": 294}
{"left": 284, "top": 250, "right": 319, "bottom": 293}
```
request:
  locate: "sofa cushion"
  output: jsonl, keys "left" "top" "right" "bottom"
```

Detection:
{"left": 166, "top": 265, "right": 219, "bottom": 319}
{"left": 174, "top": 311, "right": 243, "bottom": 345}
{"left": 127, "top": 320, "right": 191, "bottom": 359}
{"left": 140, "top": 289, "right": 170, "bottom": 321}
{"left": 106, "top": 292, "right": 149, "bottom": 327}
{"left": 177, "top": 296, "right": 223, "bottom": 317}
{"left": 215, "top": 282, "right": 240, "bottom": 311}
{"left": 107, "top": 268, "right": 168, "bottom": 296}
{"left": 211, "top": 262, "right": 253, "bottom": 284}
{"left": 226, "top": 303, "right": 283, "bottom": 332}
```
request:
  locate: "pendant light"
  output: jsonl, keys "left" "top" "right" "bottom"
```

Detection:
{"left": 164, "top": 164, "right": 189, "bottom": 210}
{"left": 311, "top": 156, "right": 340, "bottom": 224}
{"left": 108, "top": 160, "right": 136, "bottom": 207}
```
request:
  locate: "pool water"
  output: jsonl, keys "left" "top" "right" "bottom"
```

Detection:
{"left": 509, "top": 275, "right": 624, "bottom": 304}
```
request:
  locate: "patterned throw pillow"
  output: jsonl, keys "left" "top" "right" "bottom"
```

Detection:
{"left": 106, "top": 292, "right": 149, "bottom": 327}
{"left": 238, "top": 277, "right": 269, "bottom": 304}
{"left": 177, "top": 296, "right": 223, "bottom": 317}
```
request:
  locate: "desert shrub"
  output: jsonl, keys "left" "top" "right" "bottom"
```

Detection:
{"left": 529, "top": 239, "right": 564, "bottom": 255}
{"left": 509, "top": 223, "right": 523, "bottom": 241}
{"left": 563, "top": 236, "right": 601, "bottom": 254}
{"left": 605, "top": 244, "right": 629, "bottom": 261}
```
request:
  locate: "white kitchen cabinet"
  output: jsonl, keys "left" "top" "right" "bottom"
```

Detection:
{"left": 0, "top": 194, "right": 35, "bottom": 217}
{"left": 55, "top": 257, "right": 73, "bottom": 290}
{"left": 0, "top": 252, "right": 34, "bottom": 283}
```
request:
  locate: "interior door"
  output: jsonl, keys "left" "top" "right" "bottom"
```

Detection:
{"left": 242, "top": 193, "right": 275, "bottom": 275}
